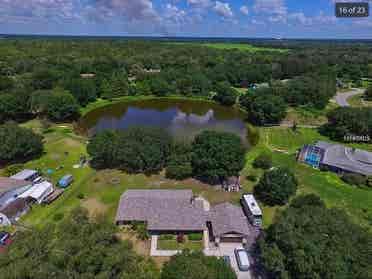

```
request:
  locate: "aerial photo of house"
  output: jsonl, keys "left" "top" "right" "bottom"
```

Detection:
{"left": 116, "top": 189, "right": 261, "bottom": 277}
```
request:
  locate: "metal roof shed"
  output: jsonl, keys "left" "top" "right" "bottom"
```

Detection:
{"left": 19, "top": 181, "right": 54, "bottom": 204}
{"left": 10, "top": 169, "right": 38, "bottom": 181}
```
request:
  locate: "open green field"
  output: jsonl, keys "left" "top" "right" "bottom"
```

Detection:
{"left": 168, "top": 42, "right": 289, "bottom": 53}
{"left": 348, "top": 93, "right": 372, "bottom": 108}
{"left": 201, "top": 43, "right": 289, "bottom": 53}
{"left": 4, "top": 116, "right": 370, "bottom": 231}
{"left": 284, "top": 102, "right": 339, "bottom": 126}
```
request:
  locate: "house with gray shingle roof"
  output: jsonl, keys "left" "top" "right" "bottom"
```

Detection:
{"left": 298, "top": 141, "right": 372, "bottom": 176}
{"left": 207, "top": 203, "right": 260, "bottom": 247}
{"left": 116, "top": 190, "right": 205, "bottom": 232}
{"left": 115, "top": 189, "right": 260, "bottom": 246}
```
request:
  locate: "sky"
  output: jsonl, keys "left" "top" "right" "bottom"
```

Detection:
{"left": 0, "top": 0, "right": 371, "bottom": 38}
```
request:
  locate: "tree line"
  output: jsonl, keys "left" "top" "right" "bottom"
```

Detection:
{"left": 0, "top": 39, "right": 365, "bottom": 124}
{"left": 320, "top": 107, "right": 372, "bottom": 141}
{"left": 87, "top": 127, "right": 246, "bottom": 184}
{"left": 257, "top": 194, "right": 372, "bottom": 279}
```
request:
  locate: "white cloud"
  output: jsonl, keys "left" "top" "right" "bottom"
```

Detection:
{"left": 0, "top": 0, "right": 79, "bottom": 21}
{"left": 164, "top": 3, "right": 186, "bottom": 24}
{"left": 240, "top": 5, "right": 249, "bottom": 15}
{"left": 253, "top": 0, "right": 287, "bottom": 15}
{"left": 288, "top": 12, "right": 312, "bottom": 25}
{"left": 187, "top": 0, "right": 212, "bottom": 8}
{"left": 93, "top": 0, "right": 159, "bottom": 21}
{"left": 254, "top": 0, "right": 287, "bottom": 24}
{"left": 213, "top": 1, "right": 233, "bottom": 18}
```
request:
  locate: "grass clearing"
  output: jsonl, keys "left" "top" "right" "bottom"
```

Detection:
{"left": 200, "top": 43, "right": 288, "bottom": 53}
{"left": 348, "top": 93, "right": 372, "bottom": 108}
{"left": 166, "top": 42, "right": 289, "bottom": 53}
{"left": 284, "top": 102, "right": 338, "bottom": 126}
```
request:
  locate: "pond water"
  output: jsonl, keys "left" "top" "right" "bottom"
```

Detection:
{"left": 78, "top": 99, "right": 249, "bottom": 143}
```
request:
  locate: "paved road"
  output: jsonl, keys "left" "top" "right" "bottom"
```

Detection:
{"left": 334, "top": 88, "right": 365, "bottom": 107}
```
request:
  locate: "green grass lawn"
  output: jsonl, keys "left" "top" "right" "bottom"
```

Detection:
{"left": 284, "top": 102, "right": 338, "bottom": 126}
{"left": 18, "top": 123, "right": 96, "bottom": 227}
{"left": 157, "top": 239, "right": 203, "bottom": 251}
{"left": 348, "top": 94, "right": 372, "bottom": 108}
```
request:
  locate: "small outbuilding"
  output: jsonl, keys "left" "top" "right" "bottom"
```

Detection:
{"left": 0, "top": 198, "right": 30, "bottom": 226}
{"left": 10, "top": 169, "right": 39, "bottom": 182}
{"left": 0, "top": 177, "right": 32, "bottom": 207}
{"left": 19, "top": 181, "right": 54, "bottom": 204}
{"left": 221, "top": 176, "right": 241, "bottom": 192}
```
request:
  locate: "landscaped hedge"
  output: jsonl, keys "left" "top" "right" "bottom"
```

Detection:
{"left": 188, "top": 233, "right": 203, "bottom": 241}
{"left": 159, "top": 234, "right": 175, "bottom": 241}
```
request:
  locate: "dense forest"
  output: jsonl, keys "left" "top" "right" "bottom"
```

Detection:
{"left": 257, "top": 195, "right": 371, "bottom": 279}
{"left": 0, "top": 40, "right": 371, "bottom": 124}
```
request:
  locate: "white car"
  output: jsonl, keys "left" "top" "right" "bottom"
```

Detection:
{"left": 234, "top": 249, "right": 250, "bottom": 272}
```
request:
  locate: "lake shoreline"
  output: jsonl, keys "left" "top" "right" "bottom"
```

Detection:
{"left": 77, "top": 97, "right": 251, "bottom": 144}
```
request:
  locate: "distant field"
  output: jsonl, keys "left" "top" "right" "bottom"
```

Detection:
{"left": 202, "top": 43, "right": 289, "bottom": 52}
{"left": 169, "top": 42, "right": 289, "bottom": 53}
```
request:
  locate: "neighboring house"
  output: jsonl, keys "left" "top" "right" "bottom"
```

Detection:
{"left": 11, "top": 169, "right": 39, "bottom": 182}
{"left": 116, "top": 189, "right": 260, "bottom": 246}
{"left": 19, "top": 181, "right": 54, "bottom": 204}
{"left": 221, "top": 176, "right": 241, "bottom": 192}
{"left": 0, "top": 177, "right": 32, "bottom": 208}
{"left": 207, "top": 203, "right": 259, "bottom": 247}
{"left": 298, "top": 141, "right": 372, "bottom": 176}
{"left": 116, "top": 190, "right": 205, "bottom": 233}
{"left": 0, "top": 198, "right": 30, "bottom": 226}
{"left": 242, "top": 194, "right": 263, "bottom": 228}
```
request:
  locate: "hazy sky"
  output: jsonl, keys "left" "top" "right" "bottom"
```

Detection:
{"left": 0, "top": 0, "right": 371, "bottom": 38}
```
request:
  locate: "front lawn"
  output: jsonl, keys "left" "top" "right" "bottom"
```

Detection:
{"left": 158, "top": 237, "right": 203, "bottom": 251}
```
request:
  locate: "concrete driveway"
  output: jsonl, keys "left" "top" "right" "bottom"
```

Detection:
{"left": 205, "top": 243, "right": 252, "bottom": 279}
{"left": 334, "top": 88, "right": 365, "bottom": 107}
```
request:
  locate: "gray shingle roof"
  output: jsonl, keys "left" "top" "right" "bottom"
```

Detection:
{"left": 315, "top": 141, "right": 372, "bottom": 176}
{"left": 0, "top": 177, "right": 30, "bottom": 195}
{"left": 0, "top": 198, "right": 28, "bottom": 219}
{"left": 208, "top": 203, "right": 256, "bottom": 238}
{"left": 115, "top": 190, "right": 206, "bottom": 231}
